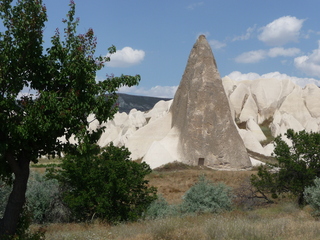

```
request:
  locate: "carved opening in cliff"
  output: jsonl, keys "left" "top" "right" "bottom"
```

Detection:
{"left": 198, "top": 158, "right": 205, "bottom": 166}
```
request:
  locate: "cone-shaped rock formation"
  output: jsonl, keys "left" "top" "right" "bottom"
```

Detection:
{"left": 170, "top": 35, "right": 251, "bottom": 169}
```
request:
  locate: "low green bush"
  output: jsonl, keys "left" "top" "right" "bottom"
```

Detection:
{"left": 26, "top": 171, "right": 69, "bottom": 223}
{"left": 145, "top": 195, "right": 178, "bottom": 219}
{"left": 304, "top": 177, "right": 320, "bottom": 216}
{"left": 1, "top": 172, "right": 69, "bottom": 224}
{"left": 180, "top": 175, "right": 232, "bottom": 214}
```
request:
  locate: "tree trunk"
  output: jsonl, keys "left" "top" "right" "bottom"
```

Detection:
{"left": 0, "top": 153, "right": 30, "bottom": 237}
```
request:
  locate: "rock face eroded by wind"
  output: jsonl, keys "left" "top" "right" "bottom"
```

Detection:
{"left": 169, "top": 35, "right": 251, "bottom": 169}
{"left": 84, "top": 36, "right": 320, "bottom": 170}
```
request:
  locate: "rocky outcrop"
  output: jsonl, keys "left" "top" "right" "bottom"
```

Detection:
{"left": 168, "top": 35, "right": 251, "bottom": 169}
{"left": 83, "top": 38, "right": 320, "bottom": 170}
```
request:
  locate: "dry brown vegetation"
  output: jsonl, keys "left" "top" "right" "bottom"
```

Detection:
{"left": 148, "top": 163, "right": 254, "bottom": 204}
{"left": 42, "top": 208, "right": 320, "bottom": 240}
{"left": 31, "top": 162, "right": 320, "bottom": 240}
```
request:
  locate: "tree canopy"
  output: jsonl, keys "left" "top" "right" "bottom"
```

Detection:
{"left": 0, "top": 0, "right": 140, "bottom": 236}
{"left": 47, "top": 143, "right": 157, "bottom": 223}
{"left": 251, "top": 129, "right": 320, "bottom": 205}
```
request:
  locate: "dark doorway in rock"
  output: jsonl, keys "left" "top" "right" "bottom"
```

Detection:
{"left": 198, "top": 158, "right": 205, "bottom": 166}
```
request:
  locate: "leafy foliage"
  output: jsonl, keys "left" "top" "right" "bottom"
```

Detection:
{"left": 251, "top": 129, "right": 320, "bottom": 205}
{"left": 304, "top": 177, "right": 320, "bottom": 216}
{"left": 0, "top": 0, "right": 140, "bottom": 235}
{"left": 47, "top": 143, "right": 157, "bottom": 223}
{"left": 180, "top": 175, "right": 232, "bottom": 214}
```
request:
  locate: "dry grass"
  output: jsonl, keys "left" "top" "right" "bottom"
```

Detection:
{"left": 148, "top": 164, "right": 255, "bottom": 204}
{"left": 43, "top": 205, "right": 320, "bottom": 240}
{"left": 31, "top": 162, "right": 320, "bottom": 240}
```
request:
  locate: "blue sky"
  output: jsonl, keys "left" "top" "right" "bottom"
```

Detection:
{"left": 41, "top": 0, "right": 320, "bottom": 97}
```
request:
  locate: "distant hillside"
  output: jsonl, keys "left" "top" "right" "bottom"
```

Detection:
{"left": 116, "top": 93, "right": 172, "bottom": 114}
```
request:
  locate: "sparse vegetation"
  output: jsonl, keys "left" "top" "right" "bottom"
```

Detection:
{"left": 153, "top": 161, "right": 201, "bottom": 172}
{"left": 43, "top": 200, "right": 319, "bottom": 240}
{"left": 3, "top": 161, "right": 314, "bottom": 239}
{"left": 259, "top": 118, "right": 275, "bottom": 146}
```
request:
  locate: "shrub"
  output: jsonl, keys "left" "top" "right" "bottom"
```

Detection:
{"left": 233, "top": 177, "right": 267, "bottom": 210}
{"left": 1, "top": 172, "right": 69, "bottom": 224}
{"left": 304, "top": 177, "right": 320, "bottom": 216}
{"left": 26, "top": 171, "right": 69, "bottom": 223}
{"left": 145, "top": 195, "right": 178, "bottom": 220}
{"left": 180, "top": 175, "right": 232, "bottom": 214}
{"left": 48, "top": 143, "right": 157, "bottom": 223}
{"left": 0, "top": 181, "right": 11, "bottom": 218}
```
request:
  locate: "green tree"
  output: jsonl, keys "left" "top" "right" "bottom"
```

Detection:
{"left": 0, "top": 0, "right": 140, "bottom": 236}
{"left": 48, "top": 143, "right": 157, "bottom": 223}
{"left": 251, "top": 129, "right": 320, "bottom": 205}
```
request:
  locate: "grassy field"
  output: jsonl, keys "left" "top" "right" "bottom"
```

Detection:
{"left": 30, "top": 162, "right": 320, "bottom": 240}
{"left": 42, "top": 207, "right": 319, "bottom": 240}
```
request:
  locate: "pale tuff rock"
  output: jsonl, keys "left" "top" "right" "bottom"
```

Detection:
{"left": 250, "top": 78, "right": 295, "bottom": 124}
{"left": 239, "top": 94, "right": 259, "bottom": 123}
{"left": 168, "top": 35, "right": 251, "bottom": 169}
{"left": 128, "top": 109, "right": 147, "bottom": 128}
{"left": 278, "top": 88, "right": 312, "bottom": 128}
{"left": 251, "top": 157, "right": 266, "bottom": 166}
{"left": 246, "top": 118, "right": 267, "bottom": 142}
{"left": 221, "top": 76, "right": 236, "bottom": 97}
{"left": 238, "top": 129, "right": 267, "bottom": 156}
{"left": 125, "top": 111, "right": 172, "bottom": 161}
{"left": 222, "top": 77, "right": 320, "bottom": 137}
{"left": 144, "top": 100, "right": 173, "bottom": 123}
{"left": 82, "top": 37, "right": 320, "bottom": 169}
{"left": 142, "top": 126, "right": 180, "bottom": 169}
{"left": 303, "top": 84, "right": 320, "bottom": 118}
{"left": 305, "top": 118, "right": 319, "bottom": 132}
{"left": 229, "top": 83, "right": 251, "bottom": 119}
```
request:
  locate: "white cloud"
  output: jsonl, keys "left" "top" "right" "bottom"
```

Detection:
{"left": 258, "top": 16, "right": 305, "bottom": 46}
{"left": 226, "top": 71, "right": 320, "bottom": 87}
{"left": 187, "top": 2, "right": 204, "bottom": 10}
{"left": 235, "top": 47, "right": 301, "bottom": 63}
{"left": 106, "top": 47, "right": 145, "bottom": 68}
{"left": 235, "top": 50, "right": 267, "bottom": 63}
{"left": 227, "top": 71, "right": 261, "bottom": 81}
{"left": 233, "top": 25, "right": 256, "bottom": 41}
{"left": 209, "top": 39, "right": 226, "bottom": 50}
{"left": 267, "top": 47, "right": 301, "bottom": 57}
{"left": 294, "top": 41, "right": 320, "bottom": 77}
{"left": 118, "top": 85, "right": 177, "bottom": 98}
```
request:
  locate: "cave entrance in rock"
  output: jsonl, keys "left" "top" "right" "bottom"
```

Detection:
{"left": 198, "top": 158, "right": 205, "bottom": 166}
